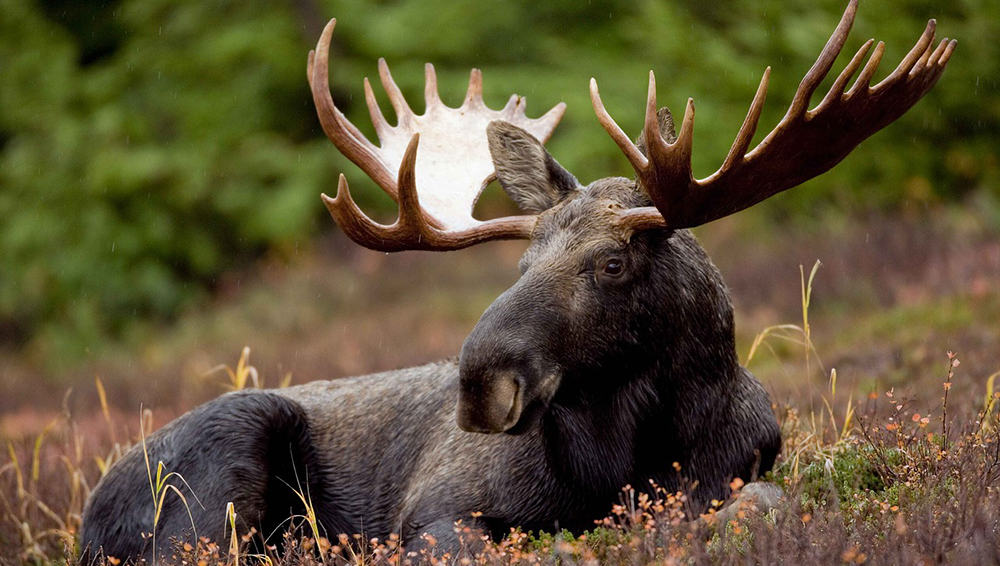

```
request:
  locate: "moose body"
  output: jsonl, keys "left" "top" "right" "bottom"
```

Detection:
{"left": 82, "top": 223, "right": 779, "bottom": 558}
{"left": 81, "top": 0, "right": 954, "bottom": 560}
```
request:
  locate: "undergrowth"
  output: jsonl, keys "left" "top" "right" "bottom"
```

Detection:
{"left": 3, "top": 270, "right": 1000, "bottom": 565}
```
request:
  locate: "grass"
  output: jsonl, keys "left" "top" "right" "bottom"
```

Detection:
{"left": 746, "top": 260, "right": 824, "bottom": 376}
{"left": 5, "top": 384, "right": 998, "bottom": 565}
{"left": 141, "top": 415, "right": 200, "bottom": 566}
{"left": 1, "top": 314, "right": 997, "bottom": 564}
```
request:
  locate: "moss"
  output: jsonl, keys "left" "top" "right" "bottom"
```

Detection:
{"left": 771, "top": 442, "right": 904, "bottom": 521}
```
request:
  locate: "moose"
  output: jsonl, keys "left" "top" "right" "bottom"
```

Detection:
{"left": 81, "top": 1, "right": 954, "bottom": 560}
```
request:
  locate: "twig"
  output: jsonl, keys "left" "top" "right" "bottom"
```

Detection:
{"left": 941, "top": 351, "right": 959, "bottom": 452}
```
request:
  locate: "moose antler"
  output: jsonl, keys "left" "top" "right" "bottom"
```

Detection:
{"left": 591, "top": 0, "right": 956, "bottom": 232}
{"left": 309, "top": 19, "right": 566, "bottom": 251}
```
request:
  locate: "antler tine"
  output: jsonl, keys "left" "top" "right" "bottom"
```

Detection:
{"left": 311, "top": 19, "right": 396, "bottom": 195}
{"left": 322, "top": 176, "right": 392, "bottom": 249}
{"left": 501, "top": 94, "right": 520, "bottom": 114}
{"left": 627, "top": 70, "right": 701, "bottom": 223}
{"left": 939, "top": 39, "right": 958, "bottom": 67}
{"left": 673, "top": 98, "right": 696, "bottom": 173}
{"left": 880, "top": 19, "right": 936, "bottom": 87}
{"left": 914, "top": 34, "right": 937, "bottom": 73}
{"left": 311, "top": 28, "right": 376, "bottom": 149}
{"left": 364, "top": 77, "right": 392, "bottom": 141}
{"left": 378, "top": 58, "right": 415, "bottom": 125}
{"left": 425, "top": 63, "right": 442, "bottom": 109}
{"left": 927, "top": 39, "right": 950, "bottom": 71}
{"left": 847, "top": 41, "right": 886, "bottom": 98}
{"left": 464, "top": 69, "right": 484, "bottom": 108}
{"left": 534, "top": 102, "right": 568, "bottom": 143}
{"left": 636, "top": 72, "right": 666, "bottom": 206}
{"left": 321, "top": 135, "right": 436, "bottom": 251}
{"left": 814, "top": 40, "right": 872, "bottom": 113}
{"left": 642, "top": 71, "right": 663, "bottom": 162}
{"left": 644, "top": 99, "right": 696, "bottom": 225}
{"left": 310, "top": 23, "right": 375, "bottom": 149}
{"left": 788, "top": 0, "right": 857, "bottom": 119}
{"left": 395, "top": 134, "right": 427, "bottom": 231}
{"left": 720, "top": 67, "right": 770, "bottom": 172}
{"left": 590, "top": 78, "right": 649, "bottom": 172}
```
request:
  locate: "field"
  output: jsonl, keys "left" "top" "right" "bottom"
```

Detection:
{"left": 2, "top": 0, "right": 998, "bottom": 563}
{"left": 2, "top": 209, "right": 999, "bottom": 565}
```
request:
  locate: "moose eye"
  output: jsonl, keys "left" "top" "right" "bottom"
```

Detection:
{"left": 601, "top": 258, "right": 624, "bottom": 278}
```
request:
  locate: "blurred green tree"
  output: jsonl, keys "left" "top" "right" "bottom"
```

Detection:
{"left": 0, "top": 0, "right": 995, "bottom": 368}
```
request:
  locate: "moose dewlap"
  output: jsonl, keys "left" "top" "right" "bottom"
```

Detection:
{"left": 80, "top": 0, "right": 954, "bottom": 560}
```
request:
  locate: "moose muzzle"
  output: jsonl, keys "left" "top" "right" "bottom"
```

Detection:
{"left": 457, "top": 276, "right": 564, "bottom": 434}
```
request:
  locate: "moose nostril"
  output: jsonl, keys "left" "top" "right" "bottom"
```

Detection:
{"left": 456, "top": 370, "right": 523, "bottom": 434}
{"left": 502, "top": 378, "right": 523, "bottom": 429}
{"left": 483, "top": 373, "right": 519, "bottom": 429}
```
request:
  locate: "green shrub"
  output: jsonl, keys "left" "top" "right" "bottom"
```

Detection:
{"left": 0, "top": 0, "right": 339, "bottom": 364}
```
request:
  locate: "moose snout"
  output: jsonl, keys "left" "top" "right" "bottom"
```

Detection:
{"left": 457, "top": 336, "right": 562, "bottom": 434}
{"left": 456, "top": 369, "right": 523, "bottom": 433}
{"left": 458, "top": 276, "right": 564, "bottom": 433}
{"left": 458, "top": 314, "right": 536, "bottom": 433}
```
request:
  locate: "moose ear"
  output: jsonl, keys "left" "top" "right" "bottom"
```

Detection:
{"left": 487, "top": 121, "right": 579, "bottom": 214}
{"left": 635, "top": 107, "right": 677, "bottom": 157}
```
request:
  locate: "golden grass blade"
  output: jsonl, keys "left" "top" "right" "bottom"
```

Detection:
{"left": 141, "top": 416, "right": 156, "bottom": 505}
{"left": 95, "top": 377, "right": 112, "bottom": 425}
{"left": 982, "top": 371, "right": 1000, "bottom": 431}
{"left": 30, "top": 420, "right": 56, "bottom": 488}
{"left": 6, "top": 441, "right": 24, "bottom": 496}
{"left": 746, "top": 324, "right": 804, "bottom": 363}
{"left": 227, "top": 501, "right": 240, "bottom": 566}
{"left": 840, "top": 396, "right": 855, "bottom": 441}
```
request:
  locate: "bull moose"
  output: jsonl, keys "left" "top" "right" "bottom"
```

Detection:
{"left": 80, "top": 0, "right": 955, "bottom": 560}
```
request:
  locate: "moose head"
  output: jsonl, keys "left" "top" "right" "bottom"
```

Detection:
{"left": 308, "top": 0, "right": 954, "bottom": 435}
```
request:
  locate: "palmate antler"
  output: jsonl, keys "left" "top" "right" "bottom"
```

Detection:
{"left": 591, "top": 0, "right": 957, "bottom": 233}
{"left": 308, "top": 19, "right": 565, "bottom": 251}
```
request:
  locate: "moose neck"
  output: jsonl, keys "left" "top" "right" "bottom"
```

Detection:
{"left": 542, "top": 229, "right": 742, "bottom": 492}
{"left": 643, "top": 229, "right": 742, "bottom": 396}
